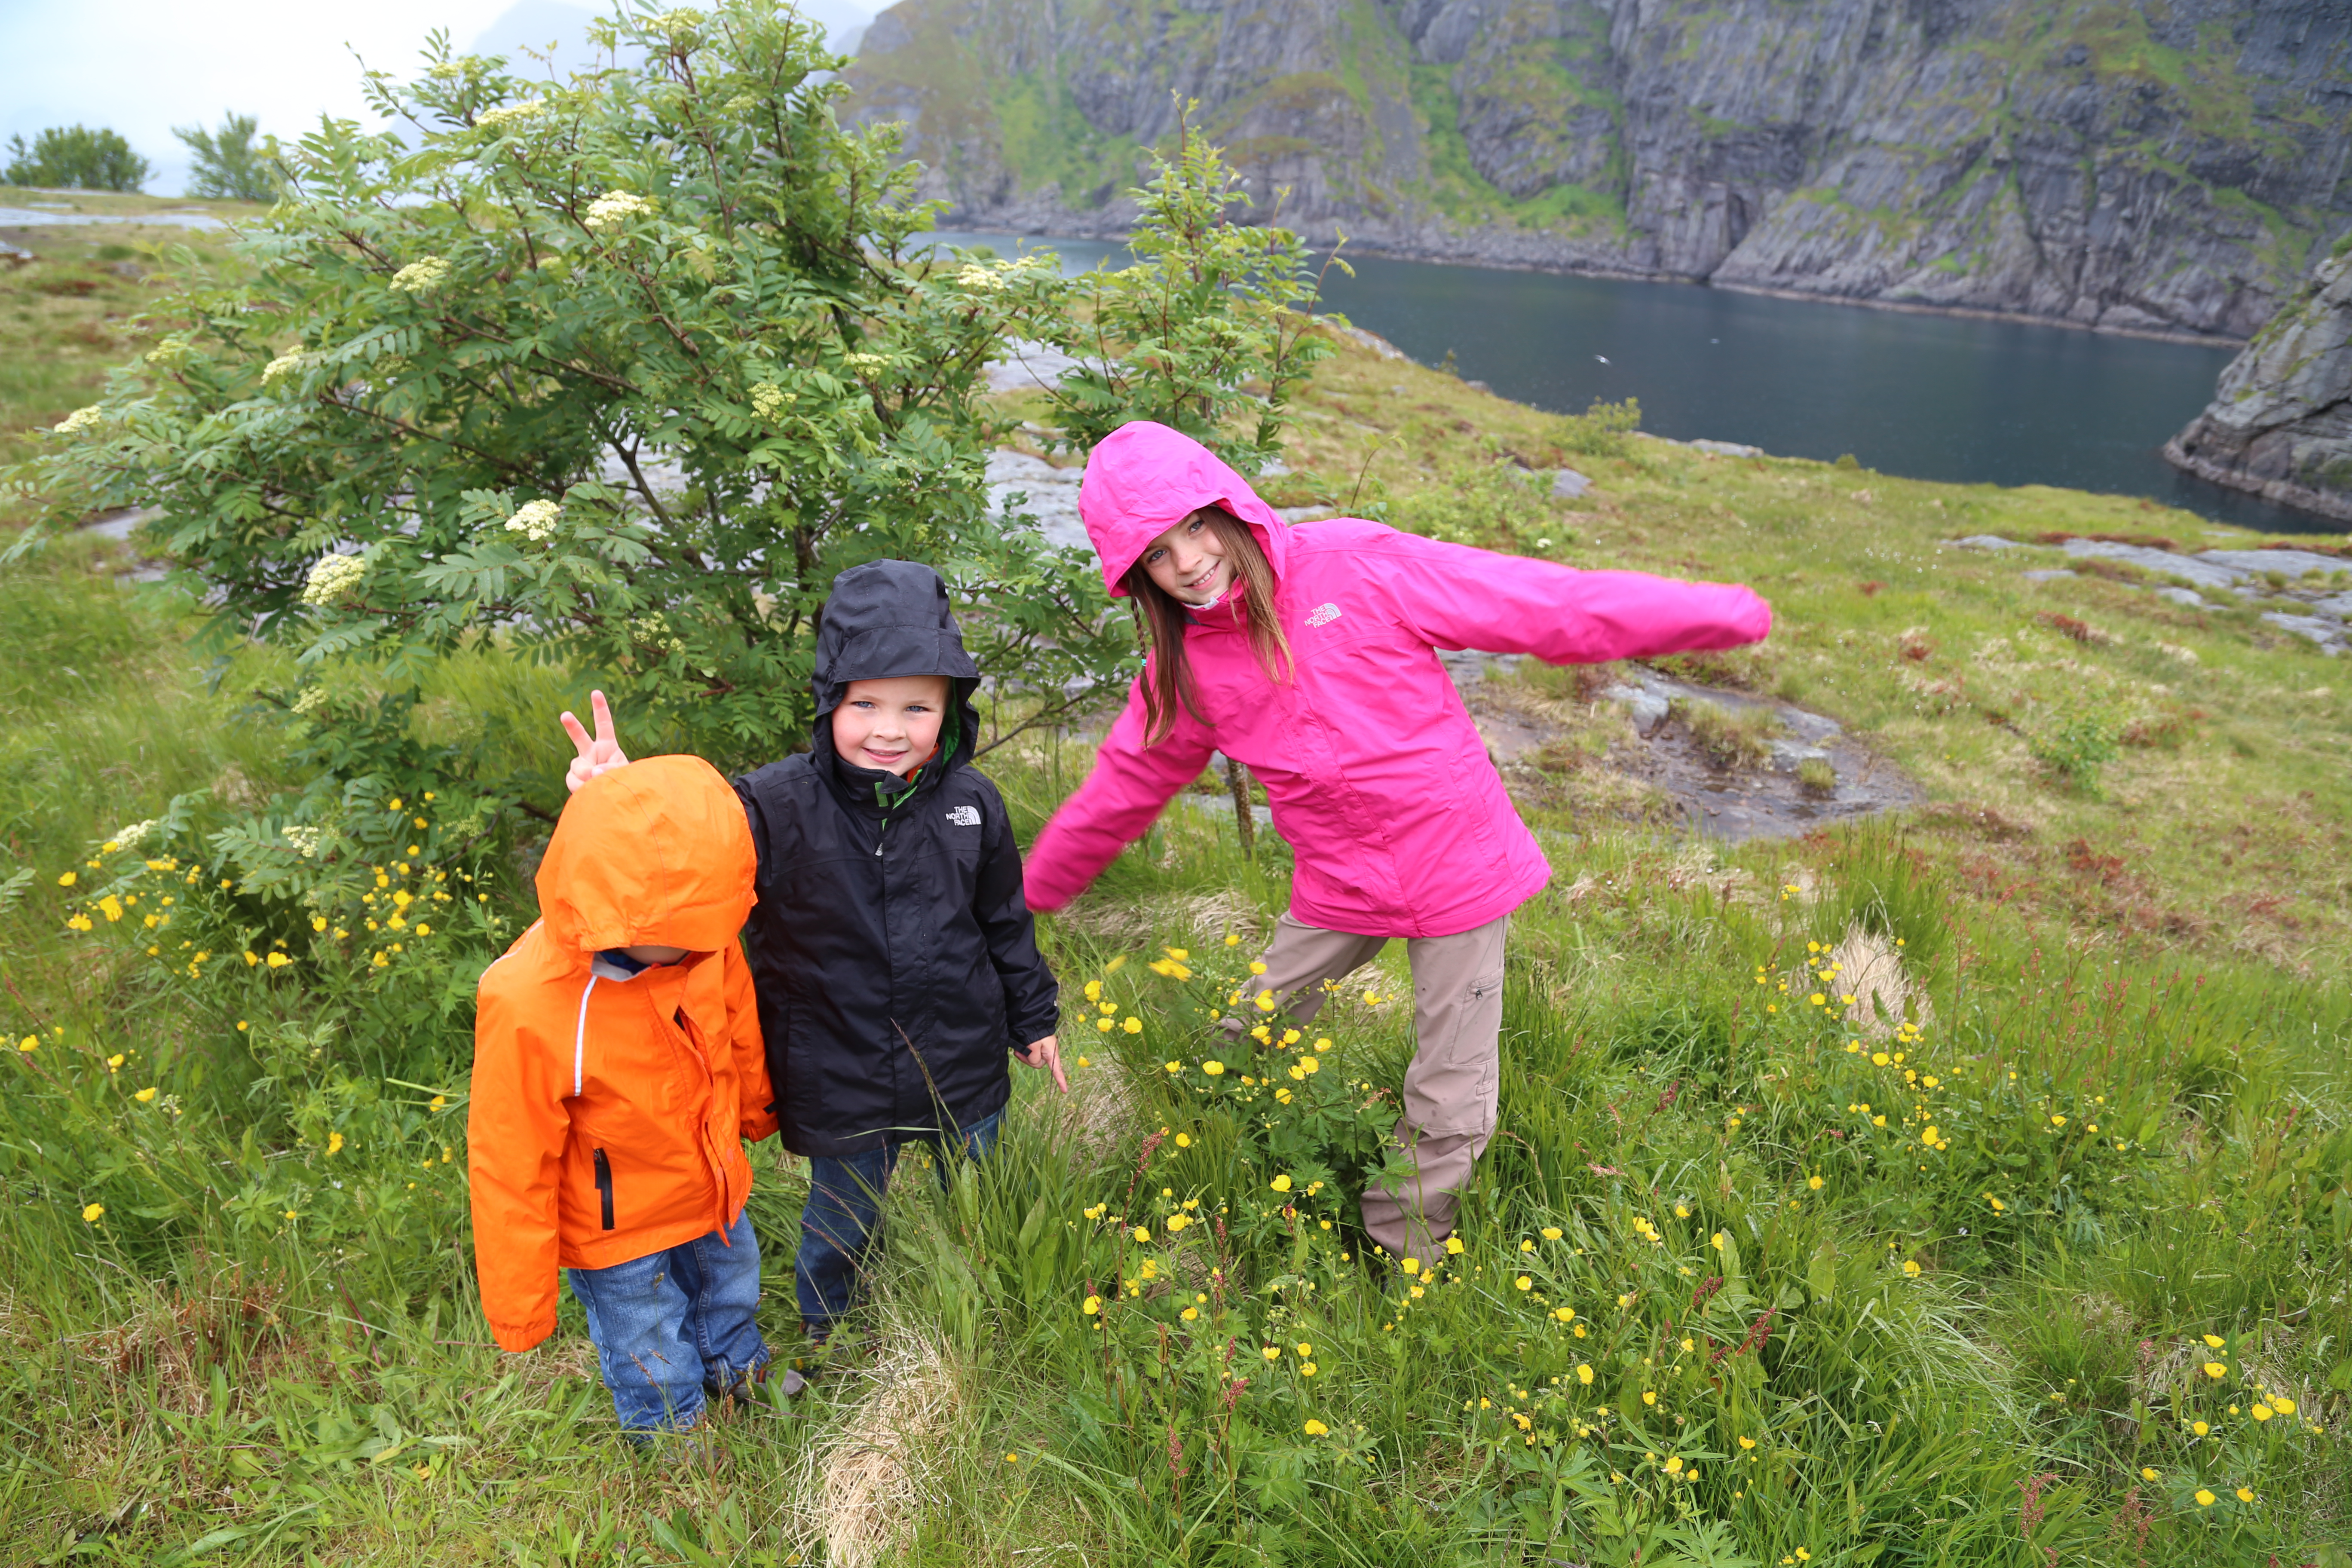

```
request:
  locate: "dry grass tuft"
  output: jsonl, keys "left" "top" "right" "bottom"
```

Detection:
{"left": 1051, "top": 888, "right": 1265, "bottom": 950}
{"left": 811, "top": 1325, "right": 965, "bottom": 1568}
{"left": 1824, "top": 924, "right": 1932, "bottom": 1038}
{"left": 74, "top": 1266, "right": 300, "bottom": 1418}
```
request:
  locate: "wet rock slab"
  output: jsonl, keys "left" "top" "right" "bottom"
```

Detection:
{"left": 1445, "top": 653, "right": 1922, "bottom": 842}
{"left": 1957, "top": 533, "right": 2352, "bottom": 654}
{"left": 1594, "top": 668, "right": 1924, "bottom": 842}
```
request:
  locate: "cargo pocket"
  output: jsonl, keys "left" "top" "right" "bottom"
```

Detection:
{"left": 1465, "top": 969, "right": 1504, "bottom": 1136}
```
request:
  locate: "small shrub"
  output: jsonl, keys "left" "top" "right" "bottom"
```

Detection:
{"left": 2031, "top": 714, "right": 2122, "bottom": 792}
{"left": 1555, "top": 396, "right": 1641, "bottom": 458}
{"left": 1798, "top": 756, "right": 1837, "bottom": 794}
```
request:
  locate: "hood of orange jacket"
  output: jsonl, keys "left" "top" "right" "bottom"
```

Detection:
{"left": 467, "top": 755, "right": 774, "bottom": 1353}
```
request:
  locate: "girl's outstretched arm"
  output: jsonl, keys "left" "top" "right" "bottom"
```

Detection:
{"left": 1023, "top": 677, "right": 1217, "bottom": 914}
{"left": 1352, "top": 524, "right": 1771, "bottom": 664}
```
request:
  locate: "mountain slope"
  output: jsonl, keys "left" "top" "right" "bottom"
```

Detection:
{"left": 845, "top": 0, "right": 2352, "bottom": 338}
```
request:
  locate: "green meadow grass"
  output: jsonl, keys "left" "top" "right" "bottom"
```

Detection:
{"left": 0, "top": 329, "right": 2349, "bottom": 1563}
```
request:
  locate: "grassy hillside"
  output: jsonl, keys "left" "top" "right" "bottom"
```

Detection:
{"left": 0, "top": 189, "right": 264, "bottom": 482}
{"left": 1, "top": 311, "right": 2348, "bottom": 1564}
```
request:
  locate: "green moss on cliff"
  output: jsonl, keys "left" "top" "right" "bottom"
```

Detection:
{"left": 997, "top": 77, "right": 1142, "bottom": 208}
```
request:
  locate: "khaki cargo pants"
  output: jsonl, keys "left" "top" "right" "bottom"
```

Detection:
{"left": 1234, "top": 910, "right": 1509, "bottom": 1262}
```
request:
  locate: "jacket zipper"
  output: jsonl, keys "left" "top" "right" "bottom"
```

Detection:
{"left": 592, "top": 1147, "right": 615, "bottom": 1231}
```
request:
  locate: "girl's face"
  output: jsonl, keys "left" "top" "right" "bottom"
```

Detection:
{"left": 1139, "top": 510, "right": 1234, "bottom": 607}
{"left": 831, "top": 675, "right": 948, "bottom": 775}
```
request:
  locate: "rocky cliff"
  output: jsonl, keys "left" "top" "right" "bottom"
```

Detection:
{"left": 2168, "top": 247, "right": 2352, "bottom": 519}
{"left": 844, "top": 0, "right": 2352, "bottom": 339}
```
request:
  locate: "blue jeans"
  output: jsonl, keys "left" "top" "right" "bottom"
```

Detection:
{"left": 567, "top": 1208, "right": 768, "bottom": 1434}
{"left": 796, "top": 1109, "right": 1001, "bottom": 1337}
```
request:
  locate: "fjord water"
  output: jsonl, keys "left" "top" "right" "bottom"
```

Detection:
{"left": 932, "top": 230, "right": 2327, "bottom": 536}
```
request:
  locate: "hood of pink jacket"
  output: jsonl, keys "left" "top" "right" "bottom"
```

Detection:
{"left": 1078, "top": 421, "right": 1289, "bottom": 596}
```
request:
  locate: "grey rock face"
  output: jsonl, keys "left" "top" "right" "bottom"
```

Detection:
{"left": 2168, "top": 254, "right": 2352, "bottom": 521}
{"left": 1551, "top": 468, "right": 1592, "bottom": 499}
{"left": 847, "top": 0, "right": 2352, "bottom": 339}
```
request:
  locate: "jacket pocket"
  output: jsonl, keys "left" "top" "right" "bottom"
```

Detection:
{"left": 592, "top": 1147, "right": 616, "bottom": 1231}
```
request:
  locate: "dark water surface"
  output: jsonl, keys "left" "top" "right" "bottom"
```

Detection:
{"left": 930, "top": 230, "right": 2333, "bottom": 536}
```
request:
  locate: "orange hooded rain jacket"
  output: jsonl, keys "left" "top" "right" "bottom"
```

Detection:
{"left": 468, "top": 755, "right": 776, "bottom": 1353}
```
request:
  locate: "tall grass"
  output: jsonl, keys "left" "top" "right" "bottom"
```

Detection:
{"left": 3, "top": 508, "right": 2349, "bottom": 1558}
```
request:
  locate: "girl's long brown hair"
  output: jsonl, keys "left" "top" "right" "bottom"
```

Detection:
{"left": 1122, "top": 507, "right": 1292, "bottom": 744}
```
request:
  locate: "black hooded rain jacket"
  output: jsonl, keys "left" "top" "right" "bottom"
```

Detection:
{"left": 734, "top": 560, "right": 1060, "bottom": 1158}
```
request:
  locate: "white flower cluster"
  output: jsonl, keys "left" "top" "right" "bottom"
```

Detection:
{"left": 301, "top": 553, "right": 368, "bottom": 606}
{"left": 475, "top": 98, "right": 546, "bottom": 129}
{"left": 648, "top": 9, "right": 703, "bottom": 44}
{"left": 390, "top": 256, "right": 452, "bottom": 294}
{"left": 263, "top": 349, "right": 309, "bottom": 384}
{"left": 952, "top": 256, "right": 1050, "bottom": 292}
{"left": 145, "top": 335, "right": 193, "bottom": 368}
{"left": 281, "top": 825, "right": 325, "bottom": 859}
{"left": 841, "top": 351, "right": 889, "bottom": 372}
{"left": 505, "top": 499, "right": 564, "bottom": 541}
{"left": 586, "top": 190, "right": 653, "bottom": 231}
{"left": 290, "top": 685, "right": 330, "bottom": 715}
{"left": 723, "top": 92, "right": 760, "bottom": 116}
{"left": 750, "top": 381, "right": 792, "bottom": 420}
{"left": 630, "top": 612, "right": 688, "bottom": 656}
{"left": 52, "top": 405, "right": 105, "bottom": 437}
{"left": 111, "top": 819, "right": 158, "bottom": 848}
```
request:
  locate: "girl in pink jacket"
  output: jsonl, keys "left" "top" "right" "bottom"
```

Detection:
{"left": 1025, "top": 420, "right": 1771, "bottom": 1261}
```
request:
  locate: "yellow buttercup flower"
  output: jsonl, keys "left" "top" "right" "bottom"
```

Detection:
{"left": 1270, "top": 1174, "right": 1292, "bottom": 1193}
{"left": 2140, "top": 1467, "right": 2159, "bottom": 1481}
{"left": 82, "top": 1203, "right": 104, "bottom": 1223}
{"left": 2203, "top": 1362, "right": 2227, "bottom": 1380}
{"left": 2194, "top": 1490, "right": 2215, "bottom": 1507}
{"left": 1541, "top": 1226, "right": 1562, "bottom": 1240}
{"left": 1203, "top": 1060, "right": 1225, "bottom": 1076}
{"left": 1081, "top": 1295, "right": 1101, "bottom": 1314}
{"left": 2202, "top": 1333, "right": 2225, "bottom": 1348}
{"left": 1302, "top": 1419, "right": 1328, "bottom": 1436}
{"left": 134, "top": 1087, "right": 158, "bottom": 1103}
{"left": 2236, "top": 1487, "right": 2254, "bottom": 1503}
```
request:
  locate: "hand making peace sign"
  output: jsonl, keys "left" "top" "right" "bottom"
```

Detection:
{"left": 558, "top": 689, "right": 633, "bottom": 794}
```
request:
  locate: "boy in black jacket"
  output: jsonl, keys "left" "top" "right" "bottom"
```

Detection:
{"left": 558, "top": 560, "right": 1062, "bottom": 1366}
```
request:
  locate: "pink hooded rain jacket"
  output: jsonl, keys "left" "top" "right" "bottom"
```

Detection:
{"left": 1023, "top": 421, "right": 1772, "bottom": 938}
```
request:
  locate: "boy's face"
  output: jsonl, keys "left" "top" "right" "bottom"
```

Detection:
{"left": 831, "top": 675, "right": 950, "bottom": 775}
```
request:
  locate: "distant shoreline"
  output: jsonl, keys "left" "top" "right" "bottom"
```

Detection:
{"left": 931, "top": 220, "right": 2252, "bottom": 350}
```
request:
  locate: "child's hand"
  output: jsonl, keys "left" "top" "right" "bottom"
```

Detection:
{"left": 1015, "top": 1033, "right": 1067, "bottom": 1094}
{"left": 558, "top": 689, "right": 632, "bottom": 794}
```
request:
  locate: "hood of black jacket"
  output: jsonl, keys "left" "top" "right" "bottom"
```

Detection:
{"left": 810, "top": 558, "right": 982, "bottom": 792}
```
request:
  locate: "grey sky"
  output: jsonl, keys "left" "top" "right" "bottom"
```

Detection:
{"left": 0, "top": 0, "right": 874, "bottom": 196}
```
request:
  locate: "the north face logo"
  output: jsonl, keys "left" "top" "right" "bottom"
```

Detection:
{"left": 946, "top": 805, "right": 981, "bottom": 827}
{"left": 1306, "top": 602, "right": 1342, "bottom": 628}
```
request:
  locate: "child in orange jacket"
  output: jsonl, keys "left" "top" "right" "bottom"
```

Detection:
{"left": 468, "top": 754, "right": 776, "bottom": 1436}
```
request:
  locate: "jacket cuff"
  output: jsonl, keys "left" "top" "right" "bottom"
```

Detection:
{"left": 489, "top": 1313, "right": 557, "bottom": 1354}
